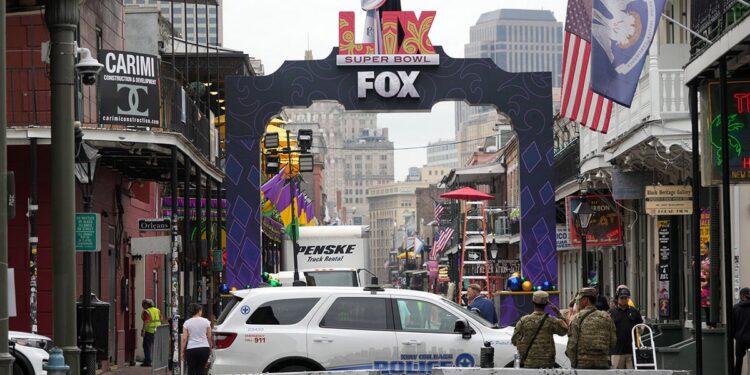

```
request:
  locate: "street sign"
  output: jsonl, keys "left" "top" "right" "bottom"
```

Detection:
{"left": 138, "top": 218, "right": 171, "bottom": 231}
{"left": 645, "top": 185, "right": 693, "bottom": 216}
{"left": 75, "top": 213, "right": 101, "bottom": 252}
{"left": 131, "top": 236, "right": 171, "bottom": 256}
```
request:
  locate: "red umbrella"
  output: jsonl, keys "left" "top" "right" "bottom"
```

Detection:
{"left": 439, "top": 187, "right": 494, "bottom": 201}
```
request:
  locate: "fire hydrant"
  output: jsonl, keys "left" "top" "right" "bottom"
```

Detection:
{"left": 44, "top": 348, "right": 70, "bottom": 375}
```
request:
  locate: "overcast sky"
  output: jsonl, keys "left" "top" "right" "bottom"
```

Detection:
{"left": 223, "top": 0, "right": 568, "bottom": 181}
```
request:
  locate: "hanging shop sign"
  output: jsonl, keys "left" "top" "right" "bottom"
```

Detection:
{"left": 700, "top": 208, "right": 710, "bottom": 256}
{"left": 98, "top": 50, "right": 160, "bottom": 128}
{"left": 644, "top": 185, "right": 692, "bottom": 216}
{"left": 555, "top": 224, "right": 578, "bottom": 251}
{"left": 611, "top": 171, "right": 649, "bottom": 200}
{"left": 701, "top": 80, "right": 750, "bottom": 184}
{"left": 337, "top": 11, "right": 439, "bottom": 66}
{"left": 658, "top": 219, "right": 671, "bottom": 319}
{"left": 565, "top": 195, "right": 623, "bottom": 247}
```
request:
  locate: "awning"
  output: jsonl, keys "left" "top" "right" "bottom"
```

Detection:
{"left": 447, "top": 163, "right": 505, "bottom": 186}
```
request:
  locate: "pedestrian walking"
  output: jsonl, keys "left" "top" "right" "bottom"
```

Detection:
{"left": 181, "top": 303, "right": 214, "bottom": 375}
{"left": 609, "top": 285, "right": 643, "bottom": 369}
{"left": 511, "top": 291, "right": 569, "bottom": 368}
{"left": 733, "top": 287, "right": 750, "bottom": 375}
{"left": 140, "top": 299, "right": 161, "bottom": 367}
{"left": 466, "top": 284, "right": 498, "bottom": 325}
{"left": 565, "top": 287, "right": 616, "bottom": 369}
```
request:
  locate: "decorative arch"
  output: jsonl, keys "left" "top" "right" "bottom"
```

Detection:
{"left": 225, "top": 47, "right": 556, "bottom": 296}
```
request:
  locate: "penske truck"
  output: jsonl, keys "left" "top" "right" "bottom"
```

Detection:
{"left": 279, "top": 225, "right": 372, "bottom": 287}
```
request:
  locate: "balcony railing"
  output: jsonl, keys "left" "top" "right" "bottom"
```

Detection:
{"left": 691, "top": 0, "right": 750, "bottom": 57}
{"left": 463, "top": 206, "right": 517, "bottom": 236}
{"left": 598, "top": 68, "right": 689, "bottom": 144}
{"left": 6, "top": 65, "right": 213, "bottom": 160}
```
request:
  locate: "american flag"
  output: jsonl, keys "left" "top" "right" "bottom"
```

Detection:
{"left": 434, "top": 202, "right": 444, "bottom": 223}
{"left": 560, "top": 0, "right": 614, "bottom": 134}
{"left": 430, "top": 227, "right": 455, "bottom": 259}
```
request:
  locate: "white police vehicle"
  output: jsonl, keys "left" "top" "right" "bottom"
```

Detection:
{"left": 9, "top": 331, "right": 52, "bottom": 375}
{"left": 210, "top": 286, "right": 569, "bottom": 374}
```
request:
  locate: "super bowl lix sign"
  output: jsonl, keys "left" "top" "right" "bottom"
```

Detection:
{"left": 337, "top": 11, "right": 439, "bottom": 66}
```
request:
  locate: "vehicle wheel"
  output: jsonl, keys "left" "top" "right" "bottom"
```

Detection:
{"left": 12, "top": 361, "right": 27, "bottom": 375}
{"left": 276, "top": 364, "right": 312, "bottom": 372}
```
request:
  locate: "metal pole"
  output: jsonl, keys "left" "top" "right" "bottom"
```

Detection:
{"left": 579, "top": 196, "right": 589, "bottom": 288}
{"left": 80, "top": 176, "right": 95, "bottom": 375}
{"left": 288, "top": 130, "right": 301, "bottom": 284}
{"left": 689, "top": 80, "right": 703, "bottom": 375}
{"left": 170, "top": 147, "right": 180, "bottom": 375}
{"left": 719, "top": 56, "right": 734, "bottom": 375}
{"left": 45, "top": 1, "right": 81, "bottom": 373}
{"left": 0, "top": 0, "right": 16, "bottom": 372}
{"left": 195, "top": 168, "right": 202, "bottom": 303}
{"left": 206, "top": 179, "right": 213, "bottom": 316}
{"left": 29, "top": 138, "right": 39, "bottom": 334}
{"left": 183, "top": 156, "right": 191, "bottom": 313}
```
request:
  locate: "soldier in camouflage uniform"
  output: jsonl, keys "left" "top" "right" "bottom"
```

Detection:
{"left": 511, "top": 291, "right": 569, "bottom": 368}
{"left": 565, "top": 287, "right": 617, "bottom": 369}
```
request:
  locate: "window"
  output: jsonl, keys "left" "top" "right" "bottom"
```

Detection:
{"left": 320, "top": 297, "right": 390, "bottom": 330}
{"left": 246, "top": 298, "right": 320, "bottom": 325}
{"left": 395, "top": 299, "right": 459, "bottom": 333}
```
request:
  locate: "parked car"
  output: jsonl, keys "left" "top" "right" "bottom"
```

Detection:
{"left": 9, "top": 331, "right": 51, "bottom": 375}
{"left": 210, "top": 286, "right": 570, "bottom": 374}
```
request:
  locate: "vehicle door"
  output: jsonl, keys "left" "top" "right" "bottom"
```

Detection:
{"left": 307, "top": 294, "right": 397, "bottom": 371}
{"left": 217, "top": 297, "right": 321, "bottom": 373}
{"left": 392, "top": 297, "right": 484, "bottom": 372}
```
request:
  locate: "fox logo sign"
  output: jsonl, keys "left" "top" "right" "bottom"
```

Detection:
{"left": 358, "top": 71, "right": 420, "bottom": 99}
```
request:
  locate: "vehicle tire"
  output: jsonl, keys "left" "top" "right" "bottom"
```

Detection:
{"left": 276, "top": 364, "right": 312, "bottom": 372}
{"left": 12, "top": 360, "right": 27, "bottom": 375}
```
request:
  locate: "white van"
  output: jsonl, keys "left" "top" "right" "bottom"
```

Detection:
{"left": 210, "top": 287, "right": 570, "bottom": 374}
{"left": 274, "top": 268, "right": 361, "bottom": 287}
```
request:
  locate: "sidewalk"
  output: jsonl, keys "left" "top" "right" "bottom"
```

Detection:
{"left": 100, "top": 364, "right": 172, "bottom": 375}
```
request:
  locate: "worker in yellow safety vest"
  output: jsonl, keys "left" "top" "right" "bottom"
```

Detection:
{"left": 141, "top": 299, "right": 161, "bottom": 367}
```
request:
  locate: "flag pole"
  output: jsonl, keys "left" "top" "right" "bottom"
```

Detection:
{"left": 660, "top": 14, "right": 712, "bottom": 44}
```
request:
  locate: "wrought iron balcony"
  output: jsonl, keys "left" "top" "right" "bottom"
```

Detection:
{"left": 691, "top": 0, "right": 750, "bottom": 57}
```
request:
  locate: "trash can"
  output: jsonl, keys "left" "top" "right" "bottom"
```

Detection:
{"left": 76, "top": 294, "right": 110, "bottom": 361}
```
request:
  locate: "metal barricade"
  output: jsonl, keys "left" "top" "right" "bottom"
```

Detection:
{"left": 152, "top": 324, "right": 170, "bottom": 374}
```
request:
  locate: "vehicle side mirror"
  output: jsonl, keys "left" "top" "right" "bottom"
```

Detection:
{"left": 453, "top": 320, "right": 474, "bottom": 339}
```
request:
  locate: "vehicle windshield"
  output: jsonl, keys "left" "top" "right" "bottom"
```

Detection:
{"left": 304, "top": 271, "right": 358, "bottom": 287}
{"left": 441, "top": 298, "right": 498, "bottom": 329}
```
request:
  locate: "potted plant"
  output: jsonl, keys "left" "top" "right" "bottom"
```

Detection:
{"left": 509, "top": 208, "right": 520, "bottom": 234}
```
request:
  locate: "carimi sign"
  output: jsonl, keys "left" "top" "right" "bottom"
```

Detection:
{"left": 98, "top": 50, "right": 160, "bottom": 128}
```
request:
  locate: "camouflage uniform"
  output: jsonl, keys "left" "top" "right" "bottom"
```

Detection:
{"left": 565, "top": 305, "right": 617, "bottom": 369}
{"left": 512, "top": 311, "right": 568, "bottom": 368}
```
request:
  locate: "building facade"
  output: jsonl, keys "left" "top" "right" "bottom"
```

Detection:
{"left": 125, "top": 0, "right": 223, "bottom": 45}
{"left": 367, "top": 181, "right": 430, "bottom": 282}
{"left": 284, "top": 104, "right": 393, "bottom": 225}
{"left": 425, "top": 139, "right": 458, "bottom": 168}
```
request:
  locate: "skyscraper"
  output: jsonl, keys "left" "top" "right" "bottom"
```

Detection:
{"left": 455, "top": 9, "right": 563, "bottom": 165}
{"left": 466, "top": 9, "right": 563, "bottom": 86}
{"left": 124, "top": 0, "right": 223, "bottom": 46}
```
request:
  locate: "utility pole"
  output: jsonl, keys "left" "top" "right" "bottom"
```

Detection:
{"left": 0, "top": 0, "right": 17, "bottom": 373}
{"left": 45, "top": 1, "right": 81, "bottom": 374}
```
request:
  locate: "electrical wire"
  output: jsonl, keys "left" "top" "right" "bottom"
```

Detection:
{"left": 317, "top": 136, "right": 498, "bottom": 151}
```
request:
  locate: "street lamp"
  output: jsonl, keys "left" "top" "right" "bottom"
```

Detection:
{"left": 573, "top": 195, "right": 593, "bottom": 288}
{"left": 73, "top": 125, "right": 99, "bottom": 375}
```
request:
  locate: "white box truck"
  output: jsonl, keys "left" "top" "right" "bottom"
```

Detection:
{"left": 279, "top": 225, "right": 372, "bottom": 287}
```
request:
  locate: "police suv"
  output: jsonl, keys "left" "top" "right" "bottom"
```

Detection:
{"left": 210, "top": 286, "right": 570, "bottom": 374}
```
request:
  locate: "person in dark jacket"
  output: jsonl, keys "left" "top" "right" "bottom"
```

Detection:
{"left": 733, "top": 287, "right": 750, "bottom": 375}
{"left": 466, "top": 284, "right": 498, "bottom": 325}
{"left": 609, "top": 285, "right": 643, "bottom": 369}
{"left": 592, "top": 283, "right": 610, "bottom": 311}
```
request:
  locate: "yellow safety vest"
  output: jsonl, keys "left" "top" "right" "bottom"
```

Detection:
{"left": 145, "top": 307, "right": 161, "bottom": 334}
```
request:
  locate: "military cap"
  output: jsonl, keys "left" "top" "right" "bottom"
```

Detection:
{"left": 532, "top": 290, "right": 550, "bottom": 305}
{"left": 577, "top": 287, "right": 597, "bottom": 298}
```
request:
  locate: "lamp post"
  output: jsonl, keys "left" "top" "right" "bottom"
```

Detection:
{"left": 73, "top": 128, "right": 99, "bottom": 375}
{"left": 263, "top": 128, "right": 313, "bottom": 286}
{"left": 573, "top": 195, "right": 593, "bottom": 288}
